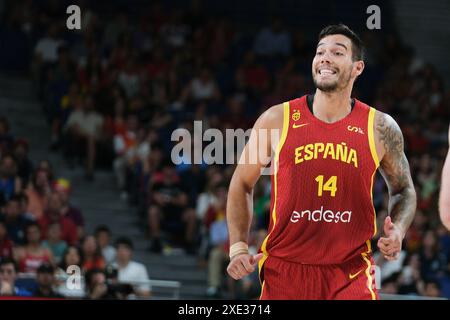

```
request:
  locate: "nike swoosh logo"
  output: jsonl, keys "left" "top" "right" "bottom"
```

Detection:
{"left": 349, "top": 269, "right": 364, "bottom": 280}
{"left": 292, "top": 123, "right": 309, "bottom": 129}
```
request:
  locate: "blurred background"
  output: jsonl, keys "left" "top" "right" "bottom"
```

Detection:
{"left": 0, "top": 0, "right": 449, "bottom": 299}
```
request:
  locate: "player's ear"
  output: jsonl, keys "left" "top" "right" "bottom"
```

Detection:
{"left": 354, "top": 60, "right": 365, "bottom": 77}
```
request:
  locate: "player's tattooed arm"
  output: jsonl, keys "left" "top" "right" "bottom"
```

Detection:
{"left": 376, "top": 112, "right": 417, "bottom": 237}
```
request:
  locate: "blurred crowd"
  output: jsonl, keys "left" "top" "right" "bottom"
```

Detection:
{"left": 0, "top": 115, "right": 151, "bottom": 299}
{"left": 1, "top": 0, "right": 449, "bottom": 299}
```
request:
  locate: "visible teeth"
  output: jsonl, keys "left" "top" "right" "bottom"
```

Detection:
{"left": 319, "top": 69, "right": 335, "bottom": 75}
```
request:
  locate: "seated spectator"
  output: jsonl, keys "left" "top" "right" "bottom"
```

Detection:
{"left": 63, "top": 94, "right": 105, "bottom": 180}
{"left": 81, "top": 235, "right": 105, "bottom": 272}
{"left": 181, "top": 68, "right": 221, "bottom": 103}
{"left": 33, "top": 24, "right": 64, "bottom": 65}
{"left": 18, "top": 192, "right": 37, "bottom": 221}
{"left": 36, "top": 160, "right": 54, "bottom": 179}
{"left": 112, "top": 113, "right": 139, "bottom": 196}
{"left": 95, "top": 225, "right": 116, "bottom": 264}
{"left": 380, "top": 272, "right": 401, "bottom": 295}
{"left": 0, "top": 278, "right": 12, "bottom": 295}
{"left": 397, "top": 253, "right": 424, "bottom": 295}
{"left": 53, "top": 178, "right": 85, "bottom": 239}
{"left": 117, "top": 60, "right": 140, "bottom": 99}
{"left": 85, "top": 268, "right": 120, "bottom": 300}
{"left": 42, "top": 223, "right": 68, "bottom": 264}
{"left": 205, "top": 184, "right": 228, "bottom": 298}
{"left": 55, "top": 246, "right": 85, "bottom": 298}
{"left": 13, "top": 223, "right": 53, "bottom": 274}
{"left": 33, "top": 263, "right": 63, "bottom": 298}
{"left": 0, "top": 154, "right": 22, "bottom": 201}
{"left": 12, "top": 139, "right": 34, "bottom": 188}
{"left": 423, "top": 280, "right": 442, "bottom": 298}
{"left": 25, "top": 168, "right": 52, "bottom": 220}
{"left": 420, "top": 230, "right": 448, "bottom": 281}
{"left": 147, "top": 165, "right": 197, "bottom": 253}
{"left": 0, "top": 258, "right": 32, "bottom": 297}
{"left": 0, "top": 218, "right": 14, "bottom": 260}
{"left": 58, "top": 245, "right": 83, "bottom": 273}
{"left": 38, "top": 192, "right": 78, "bottom": 246}
{"left": 112, "top": 237, "right": 151, "bottom": 298}
{"left": 2, "top": 195, "right": 34, "bottom": 245}
{"left": 238, "top": 51, "right": 270, "bottom": 94}
{"left": 253, "top": 16, "right": 291, "bottom": 57}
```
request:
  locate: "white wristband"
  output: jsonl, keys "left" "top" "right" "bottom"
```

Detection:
{"left": 229, "top": 241, "right": 249, "bottom": 259}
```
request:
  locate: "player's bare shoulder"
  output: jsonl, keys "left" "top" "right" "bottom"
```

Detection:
{"left": 373, "top": 110, "right": 404, "bottom": 161}
{"left": 255, "top": 103, "right": 284, "bottom": 131}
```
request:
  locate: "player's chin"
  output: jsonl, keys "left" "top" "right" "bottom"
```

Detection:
{"left": 315, "top": 80, "right": 338, "bottom": 92}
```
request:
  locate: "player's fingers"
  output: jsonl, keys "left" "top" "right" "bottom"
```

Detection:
{"left": 383, "top": 247, "right": 399, "bottom": 255}
{"left": 377, "top": 239, "right": 390, "bottom": 251}
{"left": 227, "top": 265, "right": 238, "bottom": 279}
{"left": 251, "top": 253, "right": 264, "bottom": 266}
{"left": 378, "top": 237, "right": 392, "bottom": 246}
{"left": 231, "top": 266, "right": 244, "bottom": 279}
{"left": 227, "top": 261, "right": 243, "bottom": 279}
{"left": 383, "top": 216, "right": 394, "bottom": 235}
{"left": 239, "top": 257, "right": 255, "bottom": 273}
{"left": 234, "top": 259, "right": 250, "bottom": 277}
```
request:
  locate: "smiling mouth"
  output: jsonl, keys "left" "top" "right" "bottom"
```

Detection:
{"left": 318, "top": 69, "right": 337, "bottom": 75}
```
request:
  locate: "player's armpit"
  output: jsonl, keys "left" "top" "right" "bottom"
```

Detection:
{"left": 375, "top": 112, "right": 417, "bottom": 236}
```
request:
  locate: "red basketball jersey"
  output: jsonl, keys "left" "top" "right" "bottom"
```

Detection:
{"left": 260, "top": 95, "right": 379, "bottom": 265}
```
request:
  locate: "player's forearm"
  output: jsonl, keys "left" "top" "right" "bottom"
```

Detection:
{"left": 439, "top": 150, "right": 450, "bottom": 229}
{"left": 226, "top": 178, "right": 254, "bottom": 245}
{"left": 388, "top": 185, "right": 416, "bottom": 237}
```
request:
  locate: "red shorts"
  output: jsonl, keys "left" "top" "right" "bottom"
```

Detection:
{"left": 259, "top": 255, "right": 378, "bottom": 300}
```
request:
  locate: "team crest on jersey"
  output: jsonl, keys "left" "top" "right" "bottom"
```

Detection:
{"left": 292, "top": 110, "right": 301, "bottom": 121}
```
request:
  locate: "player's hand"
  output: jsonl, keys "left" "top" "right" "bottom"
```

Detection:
{"left": 377, "top": 216, "right": 403, "bottom": 261}
{"left": 227, "top": 253, "right": 263, "bottom": 280}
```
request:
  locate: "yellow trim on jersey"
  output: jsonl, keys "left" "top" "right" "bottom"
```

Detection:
{"left": 368, "top": 107, "right": 379, "bottom": 237}
{"left": 361, "top": 240, "right": 377, "bottom": 300}
{"left": 258, "top": 101, "right": 290, "bottom": 288}
{"left": 259, "top": 280, "right": 266, "bottom": 299}
{"left": 368, "top": 107, "right": 379, "bottom": 167}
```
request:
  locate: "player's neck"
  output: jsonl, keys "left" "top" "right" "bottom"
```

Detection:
{"left": 312, "top": 89, "right": 353, "bottom": 123}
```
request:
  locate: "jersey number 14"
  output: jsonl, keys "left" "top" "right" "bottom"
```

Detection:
{"left": 315, "top": 175, "right": 337, "bottom": 197}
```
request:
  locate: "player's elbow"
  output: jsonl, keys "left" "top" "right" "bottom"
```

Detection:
{"left": 229, "top": 170, "right": 254, "bottom": 196}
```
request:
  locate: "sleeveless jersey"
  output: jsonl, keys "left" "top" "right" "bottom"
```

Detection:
{"left": 260, "top": 95, "right": 379, "bottom": 265}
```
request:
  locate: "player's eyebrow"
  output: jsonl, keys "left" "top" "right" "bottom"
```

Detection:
{"left": 317, "top": 42, "right": 348, "bottom": 50}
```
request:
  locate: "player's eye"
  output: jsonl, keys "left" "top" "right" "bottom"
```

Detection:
{"left": 316, "top": 51, "right": 324, "bottom": 56}
{"left": 335, "top": 52, "right": 343, "bottom": 56}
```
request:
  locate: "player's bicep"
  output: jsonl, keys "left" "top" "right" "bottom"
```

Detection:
{"left": 233, "top": 105, "right": 282, "bottom": 190}
{"left": 234, "top": 130, "right": 273, "bottom": 190}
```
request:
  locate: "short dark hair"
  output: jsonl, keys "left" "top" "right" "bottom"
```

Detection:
{"left": 95, "top": 225, "right": 111, "bottom": 236}
{"left": 37, "top": 262, "right": 54, "bottom": 274}
{"left": 0, "top": 258, "right": 18, "bottom": 272}
{"left": 115, "top": 236, "right": 134, "bottom": 250}
{"left": 318, "top": 24, "right": 365, "bottom": 61}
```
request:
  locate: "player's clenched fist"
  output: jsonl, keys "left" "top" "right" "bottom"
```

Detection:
{"left": 377, "top": 216, "right": 404, "bottom": 261}
{"left": 227, "top": 253, "right": 263, "bottom": 280}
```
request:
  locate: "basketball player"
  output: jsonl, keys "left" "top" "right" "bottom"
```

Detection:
{"left": 439, "top": 125, "right": 450, "bottom": 230}
{"left": 226, "top": 24, "right": 417, "bottom": 299}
